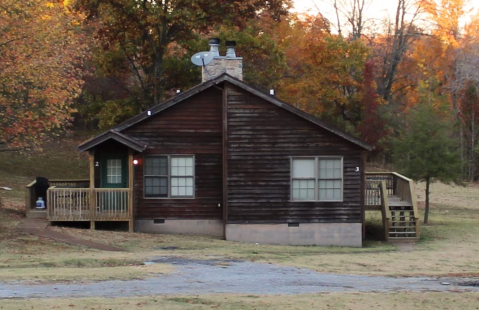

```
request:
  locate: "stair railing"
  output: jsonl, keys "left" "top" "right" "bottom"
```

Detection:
{"left": 392, "top": 172, "right": 420, "bottom": 240}
{"left": 378, "top": 180, "right": 391, "bottom": 242}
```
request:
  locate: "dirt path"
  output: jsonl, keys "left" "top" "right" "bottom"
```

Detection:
{"left": 1, "top": 257, "right": 478, "bottom": 299}
{"left": 17, "top": 218, "right": 124, "bottom": 252}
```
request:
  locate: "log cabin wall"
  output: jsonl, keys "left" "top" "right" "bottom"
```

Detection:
{"left": 225, "top": 84, "right": 364, "bottom": 224}
{"left": 122, "top": 87, "right": 224, "bottom": 222}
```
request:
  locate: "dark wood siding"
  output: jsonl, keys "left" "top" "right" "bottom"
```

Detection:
{"left": 225, "top": 84, "right": 363, "bottom": 224}
{"left": 123, "top": 88, "right": 223, "bottom": 220}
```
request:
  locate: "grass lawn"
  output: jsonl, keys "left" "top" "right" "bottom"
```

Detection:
{"left": 1, "top": 136, "right": 479, "bottom": 308}
{"left": 2, "top": 292, "right": 479, "bottom": 310}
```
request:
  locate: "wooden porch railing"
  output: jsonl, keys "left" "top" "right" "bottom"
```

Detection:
{"left": 25, "top": 179, "right": 90, "bottom": 211}
{"left": 47, "top": 188, "right": 131, "bottom": 221}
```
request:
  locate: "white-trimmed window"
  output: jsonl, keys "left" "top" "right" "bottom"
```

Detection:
{"left": 144, "top": 155, "right": 194, "bottom": 198}
{"left": 291, "top": 157, "right": 343, "bottom": 201}
{"left": 107, "top": 159, "right": 122, "bottom": 184}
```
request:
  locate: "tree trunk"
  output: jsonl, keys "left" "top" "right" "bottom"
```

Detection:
{"left": 424, "top": 178, "right": 430, "bottom": 224}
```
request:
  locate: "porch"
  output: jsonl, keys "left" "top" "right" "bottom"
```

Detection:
{"left": 365, "top": 172, "right": 420, "bottom": 242}
{"left": 25, "top": 145, "right": 135, "bottom": 232}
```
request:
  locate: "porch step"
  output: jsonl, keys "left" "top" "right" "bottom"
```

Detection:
{"left": 388, "top": 237, "right": 418, "bottom": 243}
{"left": 26, "top": 210, "right": 47, "bottom": 219}
{"left": 387, "top": 196, "right": 418, "bottom": 242}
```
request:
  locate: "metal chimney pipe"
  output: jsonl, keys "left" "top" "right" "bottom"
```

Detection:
{"left": 209, "top": 38, "right": 220, "bottom": 57}
{"left": 226, "top": 40, "right": 236, "bottom": 58}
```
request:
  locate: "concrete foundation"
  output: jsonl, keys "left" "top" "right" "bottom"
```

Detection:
{"left": 226, "top": 223, "right": 362, "bottom": 247}
{"left": 134, "top": 219, "right": 224, "bottom": 237}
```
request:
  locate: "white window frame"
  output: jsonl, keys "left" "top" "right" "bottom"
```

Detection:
{"left": 144, "top": 155, "right": 195, "bottom": 199}
{"left": 290, "top": 156, "right": 343, "bottom": 202}
{"left": 106, "top": 159, "right": 122, "bottom": 184}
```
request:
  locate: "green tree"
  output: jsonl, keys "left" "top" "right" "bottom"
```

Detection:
{"left": 392, "top": 99, "right": 461, "bottom": 224}
{"left": 75, "top": 0, "right": 291, "bottom": 107}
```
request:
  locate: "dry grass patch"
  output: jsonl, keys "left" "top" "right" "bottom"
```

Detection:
{"left": 0, "top": 263, "right": 173, "bottom": 283}
{"left": 2, "top": 292, "right": 479, "bottom": 310}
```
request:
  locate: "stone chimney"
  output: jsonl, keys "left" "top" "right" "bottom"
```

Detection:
{"left": 202, "top": 38, "right": 243, "bottom": 82}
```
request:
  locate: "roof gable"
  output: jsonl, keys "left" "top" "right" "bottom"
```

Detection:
{"left": 78, "top": 130, "right": 147, "bottom": 152}
{"left": 112, "top": 74, "right": 372, "bottom": 151}
{"left": 81, "top": 73, "right": 373, "bottom": 151}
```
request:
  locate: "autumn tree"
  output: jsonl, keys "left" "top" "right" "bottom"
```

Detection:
{"left": 75, "top": 0, "right": 292, "bottom": 108}
{"left": 273, "top": 13, "right": 371, "bottom": 129}
{"left": 0, "top": 0, "right": 86, "bottom": 152}
{"left": 374, "top": 0, "right": 426, "bottom": 105}
{"left": 357, "top": 61, "right": 387, "bottom": 151}
{"left": 459, "top": 83, "right": 479, "bottom": 181}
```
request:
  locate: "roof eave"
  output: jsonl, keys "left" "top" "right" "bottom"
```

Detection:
{"left": 78, "top": 130, "right": 147, "bottom": 153}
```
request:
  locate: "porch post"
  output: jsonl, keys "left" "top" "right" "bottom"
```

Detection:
{"left": 128, "top": 149, "right": 134, "bottom": 233}
{"left": 89, "top": 151, "right": 95, "bottom": 230}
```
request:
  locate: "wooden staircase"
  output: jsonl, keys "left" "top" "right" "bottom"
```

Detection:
{"left": 366, "top": 173, "right": 420, "bottom": 242}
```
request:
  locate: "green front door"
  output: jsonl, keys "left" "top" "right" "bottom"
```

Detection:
{"left": 101, "top": 154, "right": 128, "bottom": 188}
{"left": 100, "top": 154, "right": 128, "bottom": 211}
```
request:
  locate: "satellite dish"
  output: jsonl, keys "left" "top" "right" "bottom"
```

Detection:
{"left": 191, "top": 51, "right": 214, "bottom": 66}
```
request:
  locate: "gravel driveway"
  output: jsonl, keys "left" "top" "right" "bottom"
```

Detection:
{"left": 1, "top": 257, "right": 478, "bottom": 298}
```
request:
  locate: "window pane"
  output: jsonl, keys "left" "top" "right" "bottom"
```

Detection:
{"left": 292, "top": 180, "right": 315, "bottom": 200}
{"left": 179, "top": 187, "right": 186, "bottom": 196}
{"left": 145, "top": 157, "right": 167, "bottom": 176}
{"left": 292, "top": 159, "right": 315, "bottom": 178}
{"left": 319, "top": 188, "right": 341, "bottom": 200}
{"left": 145, "top": 177, "right": 167, "bottom": 197}
{"left": 179, "top": 157, "right": 186, "bottom": 166}
{"left": 145, "top": 186, "right": 159, "bottom": 195}
{"left": 171, "top": 167, "right": 178, "bottom": 176}
{"left": 107, "top": 159, "right": 122, "bottom": 184}
{"left": 319, "top": 159, "right": 341, "bottom": 179}
{"left": 171, "top": 187, "right": 178, "bottom": 196}
{"left": 178, "top": 166, "right": 186, "bottom": 176}
{"left": 171, "top": 177, "right": 194, "bottom": 197}
{"left": 171, "top": 156, "right": 194, "bottom": 177}
{"left": 159, "top": 157, "right": 168, "bottom": 175}
{"left": 319, "top": 180, "right": 341, "bottom": 200}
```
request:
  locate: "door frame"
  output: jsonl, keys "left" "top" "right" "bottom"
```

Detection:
{"left": 100, "top": 153, "right": 128, "bottom": 188}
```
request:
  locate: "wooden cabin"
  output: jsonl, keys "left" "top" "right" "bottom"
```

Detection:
{"left": 27, "top": 40, "right": 419, "bottom": 246}
{"left": 76, "top": 69, "right": 374, "bottom": 247}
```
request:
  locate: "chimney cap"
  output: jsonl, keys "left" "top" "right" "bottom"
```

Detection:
{"left": 226, "top": 40, "right": 236, "bottom": 47}
{"left": 209, "top": 38, "right": 220, "bottom": 45}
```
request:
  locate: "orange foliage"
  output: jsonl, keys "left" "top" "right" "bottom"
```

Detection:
{"left": 0, "top": 0, "right": 87, "bottom": 152}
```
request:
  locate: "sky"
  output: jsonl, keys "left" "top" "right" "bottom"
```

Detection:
{"left": 292, "top": 0, "right": 400, "bottom": 18}
{"left": 292, "top": 0, "right": 478, "bottom": 27}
